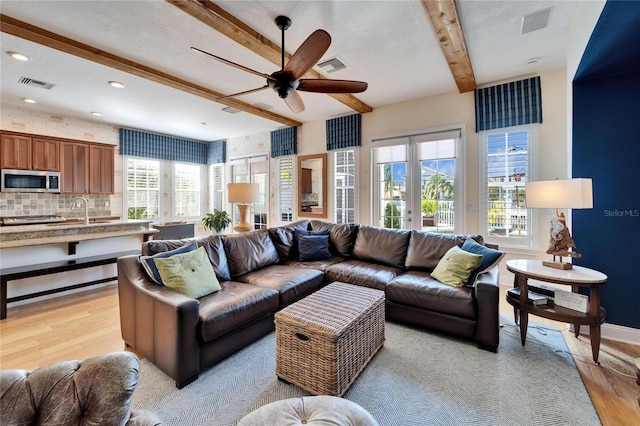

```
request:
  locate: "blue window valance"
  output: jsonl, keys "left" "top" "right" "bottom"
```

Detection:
{"left": 326, "top": 113, "right": 361, "bottom": 150}
{"left": 270, "top": 127, "right": 297, "bottom": 157}
{"left": 207, "top": 140, "right": 226, "bottom": 164}
{"left": 119, "top": 128, "right": 208, "bottom": 164}
{"left": 474, "top": 76, "right": 543, "bottom": 132}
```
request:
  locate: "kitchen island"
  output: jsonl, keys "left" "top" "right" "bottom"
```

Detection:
{"left": 0, "top": 219, "right": 158, "bottom": 318}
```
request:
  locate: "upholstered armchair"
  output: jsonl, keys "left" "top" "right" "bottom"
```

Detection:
{"left": 0, "top": 351, "right": 161, "bottom": 426}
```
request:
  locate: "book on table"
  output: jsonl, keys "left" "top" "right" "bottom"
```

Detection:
{"left": 507, "top": 287, "right": 548, "bottom": 306}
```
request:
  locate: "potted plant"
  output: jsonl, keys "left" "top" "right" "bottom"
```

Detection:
{"left": 202, "top": 209, "right": 231, "bottom": 234}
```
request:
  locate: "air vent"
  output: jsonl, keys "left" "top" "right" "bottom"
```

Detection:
{"left": 317, "top": 57, "right": 347, "bottom": 73}
{"left": 18, "top": 76, "right": 56, "bottom": 90}
{"left": 254, "top": 102, "right": 274, "bottom": 110}
{"left": 522, "top": 8, "right": 551, "bottom": 34}
{"left": 222, "top": 106, "right": 241, "bottom": 114}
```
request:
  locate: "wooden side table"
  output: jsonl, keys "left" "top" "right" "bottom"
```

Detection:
{"left": 505, "top": 259, "right": 607, "bottom": 363}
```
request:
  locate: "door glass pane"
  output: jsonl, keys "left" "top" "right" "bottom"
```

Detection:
{"left": 378, "top": 162, "right": 407, "bottom": 229}
{"left": 418, "top": 139, "right": 456, "bottom": 233}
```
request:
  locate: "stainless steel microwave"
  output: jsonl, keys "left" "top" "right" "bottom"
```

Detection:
{"left": 1, "top": 169, "right": 61, "bottom": 193}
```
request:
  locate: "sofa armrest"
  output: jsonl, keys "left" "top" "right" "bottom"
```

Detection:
{"left": 474, "top": 265, "right": 500, "bottom": 352}
{"left": 117, "top": 255, "right": 201, "bottom": 388}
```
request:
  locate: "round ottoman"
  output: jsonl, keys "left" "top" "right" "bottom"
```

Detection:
{"left": 237, "top": 395, "right": 379, "bottom": 426}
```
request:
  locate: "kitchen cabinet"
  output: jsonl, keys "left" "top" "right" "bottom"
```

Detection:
{"left": 60, "top": 142, "right": 89, "bottom": 194}
{"left": 89, "top": 145, "right": 114, "bottom": 194}
{"left": 32, "top": 138, "right": 59, "bottom": 171}
{"left": 1, "top": 133, "right": 32, "bottom": 170}
{"left": 0, "top": 133, "right": 59, "bottom": 171}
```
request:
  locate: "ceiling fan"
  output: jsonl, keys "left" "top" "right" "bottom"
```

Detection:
{"left": 191, "top": 15, "right": 368, "bottom": 114}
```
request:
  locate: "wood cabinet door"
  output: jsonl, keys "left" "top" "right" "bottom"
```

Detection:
{"left": 89, "top": 145, "right": 114, "bottom": 194}
{"left": 60, "top": 142, "right": 88, "bottom": 194}
{"left": 1, "top": 134, "right": 32, "bottom": 169}
{"left": 32, "top": 138, "right": 60, "bottom": 171}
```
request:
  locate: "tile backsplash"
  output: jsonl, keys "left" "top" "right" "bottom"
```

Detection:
{"left": 0, "top": 193, "right": 113, "bottom": 218}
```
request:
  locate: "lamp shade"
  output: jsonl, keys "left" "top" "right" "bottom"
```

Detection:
{"left": 227, "top": 183, "right": 260, "bottom": 204}
{"left": 525, "top": 178, "right": 593, "bottom": 209}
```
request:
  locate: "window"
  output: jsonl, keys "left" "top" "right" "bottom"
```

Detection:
{"left": 173, "top": 163, "right": 201, "bottom": 219}
{"left": 210, "top": 164, "right": 225, "bottom": 213}
{"left": 334, "top": 149, "right": 358, "bottom": 224}
{"left": 278, "top": 157, "right": 294, "bottom": 223}
{"left": 126, "top": 158, "right": 159, "bottom": 220}
{"left": 480, "top": 125, "right": 536, "bottom": 248}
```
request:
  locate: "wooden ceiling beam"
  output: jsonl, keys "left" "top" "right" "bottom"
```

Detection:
{"left": 167, "top": 0, "right": 373, "bottom": 113}
{"left": 0, "top": 14, "right": 302, "bottom": 128}
{"left": 421, "top": 0, "right": 476, "bottom": 93}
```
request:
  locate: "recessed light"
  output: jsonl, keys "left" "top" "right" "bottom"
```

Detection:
{"left": 8, "top": 51, "right": 29, "bottom": 61}
{"left": 90, "top": 111, "right": 102, "bottom": 116}
{"left": 108, "top": 80, "right": 125, "bottom": 89}
{"left": 201, "top": 122, "right": 206, "bottom": 126}
{"left": 22, "top": 98, "right": 36, "bottom": 104}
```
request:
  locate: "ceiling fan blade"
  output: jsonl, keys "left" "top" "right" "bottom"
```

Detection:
{"left": 297, "top": 79, "right": 368, "bottom": 94}
{"left": 284, "top": 29, "right": 331, "bottom": 80}
{"left": 284, "top": 90, "right": 305, "bottom": 114}
{"left": 191, "top": 46, "right": 275, "bottom": 81}
{"left": 217, "top": 85, "right": 269, "bottom": 100}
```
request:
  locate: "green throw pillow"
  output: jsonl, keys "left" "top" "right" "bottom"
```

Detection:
{"left": 431, "top": 246, "right": 483, "bottom": 287}
{"left": 154, "top": 247, "right": 221, "bottom": 298}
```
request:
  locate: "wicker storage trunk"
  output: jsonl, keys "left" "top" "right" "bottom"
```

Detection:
{"left": 275, "top": 281, "right": 385, "bottom": 396}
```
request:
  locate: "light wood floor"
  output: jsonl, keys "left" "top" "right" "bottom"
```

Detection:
{"left": 1, "top": 283, "right": 639, "bottom": 425}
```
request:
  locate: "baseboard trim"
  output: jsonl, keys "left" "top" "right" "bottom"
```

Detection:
{"left": 571, "top": 322, "right": 640, "bottom": 345}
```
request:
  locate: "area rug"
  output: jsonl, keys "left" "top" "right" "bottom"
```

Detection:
{"left": 131, "top": 318, "right": 600, "bottom": 425}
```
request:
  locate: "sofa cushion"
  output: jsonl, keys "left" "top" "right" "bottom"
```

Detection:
{"left": 198, "top": 281, "right": 279, "bottom": 343}
{"left": 197, "top": 234, "right": 232, "bottom": 282}
{"left": 405, "top": 231, "right": 484, "bottom": 271}
{"left": 325, "top": 259, "right": 402, "bottom": 291}
{"left": 310, "top": 221, "right": 358, "bottom": 256}
{"left": 283, "top": 256, "right": 347, "bottom": 272}
{"left": 141, "top": 238, "right": 195, "bottom": 256}
{"left": 140, "top": 242, "right": 197, "bottom": 285}
{"left": 268, "top": 220, "right": 310, "bottom": 261}
{"left": 223, "top": 229, "right": 279, "bottom": 277}
{"left": 352, "top": 225, "right": 410, "bottom": 269}
{"left": 387, "top": 271, "right": 476, "bottom": 319}
{"left": 431, "top": 246, "right": 483, "bottom": 287}
{"left": 461, "top": 238, "right": 504, "bottom": 286}
{"left": 154, "top": 247, "right": 222, "bottom": 298}
{"left": 236, "top": 264, "right": 325, "bottom": 306}
{"left": 295, "top": 229, "right": 330, "bottom": 261}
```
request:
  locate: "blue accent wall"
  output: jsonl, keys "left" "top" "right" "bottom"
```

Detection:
{"left": 572, "top": 1, "right": 640, "bottom": 329}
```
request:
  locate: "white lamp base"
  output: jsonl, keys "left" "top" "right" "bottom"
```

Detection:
{"left": 233, "top": 204, "right": 253, "bottom": 233}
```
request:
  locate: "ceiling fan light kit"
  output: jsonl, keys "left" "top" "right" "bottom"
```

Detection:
{"left": 192, "top": 15, "right": 368, "bottom": 113}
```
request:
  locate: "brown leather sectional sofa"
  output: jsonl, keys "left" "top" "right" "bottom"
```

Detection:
{"left": 117, "top": 220, "right": 501, "bottom": 388}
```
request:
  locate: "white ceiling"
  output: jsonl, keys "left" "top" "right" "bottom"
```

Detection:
{"left": 0, "top": 1, "right": 579, "bottom": 142}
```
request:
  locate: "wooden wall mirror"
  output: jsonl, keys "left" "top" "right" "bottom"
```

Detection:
{"left": 298, "top": 153, "right": 327, "bottom": 218}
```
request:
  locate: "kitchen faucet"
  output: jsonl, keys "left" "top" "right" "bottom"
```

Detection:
{"left": 72, "top": 197, "right": 89, "bottom": 225}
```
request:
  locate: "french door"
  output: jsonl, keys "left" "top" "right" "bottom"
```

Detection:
{"left": 372, "top": 129, "right": 463, "bottom": 233}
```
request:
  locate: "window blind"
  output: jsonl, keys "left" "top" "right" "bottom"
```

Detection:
{"left": 207, "top": 140, "right": 226, "bottom": 164}
{"left": 270, "top": 127, "right": 297, "bottom": 157}
{"left": 474, "top": 76, "right": 542, "bottom": 132}
{"left": 119, "top": 128, "right": 208, "bottom": 164}
{"left": 326, "top": 114, "right": 361, "bottom": 150}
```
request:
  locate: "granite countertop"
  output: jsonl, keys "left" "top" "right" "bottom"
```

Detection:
{"left": 0, "top": 219, "right": 158, "bottom": 248}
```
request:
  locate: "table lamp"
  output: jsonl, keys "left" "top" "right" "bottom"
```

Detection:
{"left": 525, "top": 178, "right": 592, "bottom": 269}
{"left": 227, "top": 183, "right": 260, "bottom": 232}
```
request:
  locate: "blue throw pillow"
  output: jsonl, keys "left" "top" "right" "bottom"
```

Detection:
{"left": 140, "top": 242, "right": 198, "bottom": 285}
{"left": 296, "top": 228, "right": 330, "bottom": 237}
{"left": 461, "top": 238, "right": 504, "bottom": 286}
{"left": 297, "top": 234, "right": 331, "bottom": 262}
